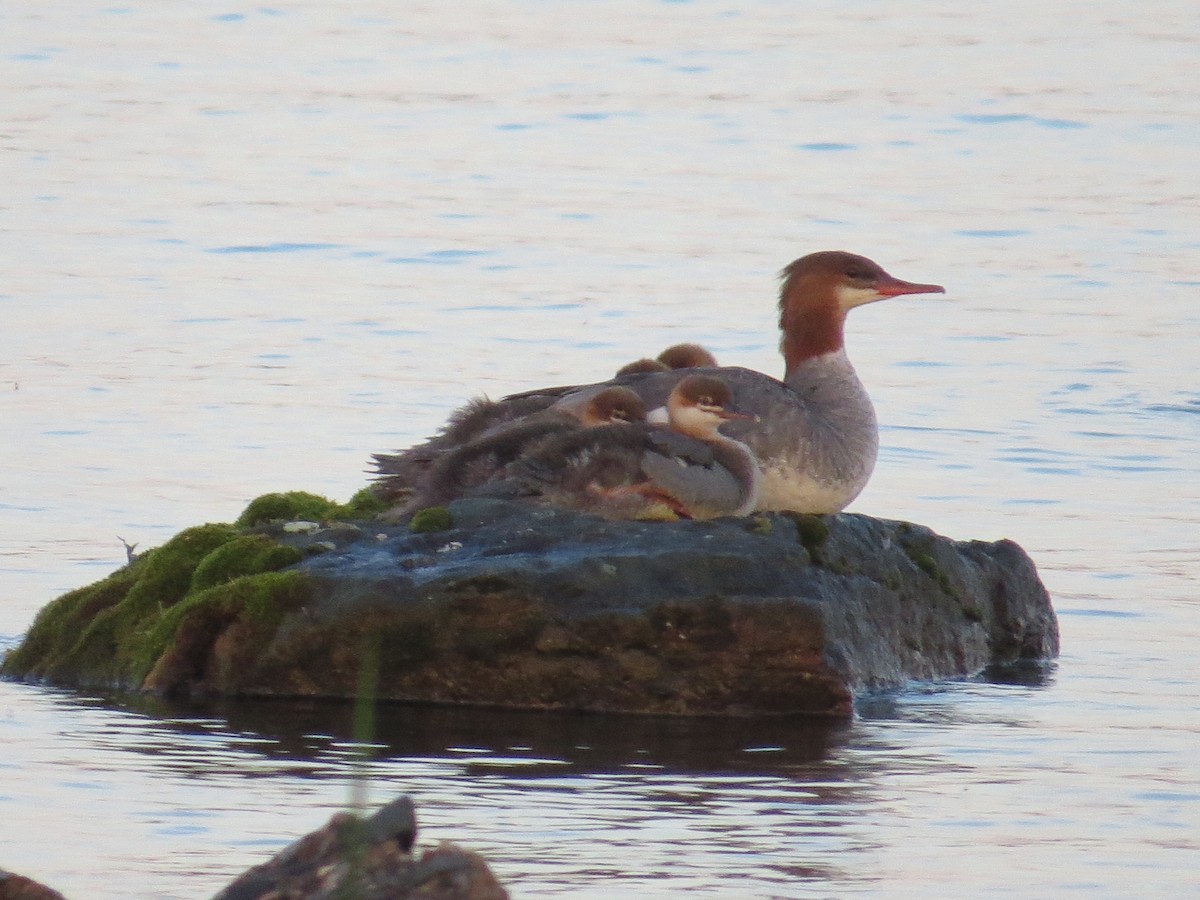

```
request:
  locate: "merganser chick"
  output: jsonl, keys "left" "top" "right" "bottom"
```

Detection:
{"left": 391, "top": 386, "right": 647, "bottom": 516}
{"left": 373, "top": 346, "right": 717, "bottom": 495}
{"left": 614, "top": 342, "right": 718, "bottom": 377}
{"left": 371, "top": 391, "right": 568, "bottom": 502}
{"left": 537, "top": 251, "right": 944, "bottom": 513}
{"left": 655, "top": 342, "right": 718, "bottom": 370}
{"left": 485, "top": 375, "right": 759, "bottom": 521}
{"left": 614, "top": 357, "right": 669, "bottom": 377}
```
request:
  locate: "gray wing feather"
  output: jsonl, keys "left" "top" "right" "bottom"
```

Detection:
{"left": 639, "top": 441, "right": 743, "bottom": 514}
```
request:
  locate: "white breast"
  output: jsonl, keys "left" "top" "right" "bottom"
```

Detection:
{"left": 755, "top": 460, "right": 868, "bottom": 514}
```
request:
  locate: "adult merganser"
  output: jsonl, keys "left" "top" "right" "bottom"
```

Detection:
{"left": 537, "top": 251, "right": 945, "bottom": 513}
{"left": 389, "top": 386, "right": 647, "bottom": 515}
{"left": 485, "top": 374, "right": 759, "bottom": 520}
{"left": 615, "top": 342, "right": 718, "bottom": 377}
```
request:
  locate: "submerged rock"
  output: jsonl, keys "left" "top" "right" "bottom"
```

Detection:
{"left": 1, "top": 491, "right": 1058, "bottom": 717}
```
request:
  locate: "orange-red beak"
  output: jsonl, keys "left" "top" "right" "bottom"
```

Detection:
{"left": 875, "top": 275, "right": 945, "bottom": 298}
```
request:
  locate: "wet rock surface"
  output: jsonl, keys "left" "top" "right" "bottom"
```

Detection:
{"left": 2, "top": 495, "right": 1059, "bottom": 717}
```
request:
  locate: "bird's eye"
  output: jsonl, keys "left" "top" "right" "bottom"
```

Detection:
{"left": 845, "top": 268, "right": 867, "bottom": 280}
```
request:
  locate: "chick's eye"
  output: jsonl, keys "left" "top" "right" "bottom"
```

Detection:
{"left": 845, "top": 268, "right": 867, "bottom": 280}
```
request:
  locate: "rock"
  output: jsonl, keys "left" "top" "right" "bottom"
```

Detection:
{"left": 0, "top": 800, "right": 504, "bottom": 900}
{"left": 0, "top": 871, "right": 67, "bottom": 900}
{"left": 213, "top": 795, "right": 508, "bottom": 900}
{"left": 1, "top": 492, "right": 1058, "bottom": 717}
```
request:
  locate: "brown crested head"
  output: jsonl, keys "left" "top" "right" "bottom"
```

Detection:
{"left": 672, "top": 374, "right": 734, "bottom": 410}
{"left": 616, "top": 357, "right": 670, "bottom": 377}
{"left": 586, "top": 386, "right": 648, "bottom": 424}
{"left": 656, "top": 342, "right": 718, "bottom": 369}
{"left": 777, "top": 251, "right": 945, "bottom": 370}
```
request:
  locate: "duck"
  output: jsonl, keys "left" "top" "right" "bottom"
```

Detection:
{"left": 391, "top": 386, "right": 647, "bottom": 516}
{"left": 481, "top": 374, "right": 759, "bottom": 521}
{"left": 523, "top": 251, "right": 945, "bottom": 513}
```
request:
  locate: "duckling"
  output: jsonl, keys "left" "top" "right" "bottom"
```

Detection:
{"left": 392, "top": 386, "right": 647, "bottom": 516}
{"left": 485, "top": 374, "right": 759, "bottom": 520}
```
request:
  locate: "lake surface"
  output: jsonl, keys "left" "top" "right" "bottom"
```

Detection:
{"left": 2, "top": 2, "right": 1198, "bottom": 897}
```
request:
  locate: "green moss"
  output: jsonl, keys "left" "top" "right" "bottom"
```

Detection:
{"left": 747, "top": 515, "right": 773, "bottom": 536}
{"left": 0, "top": 562, "right": 142, "bottom": 679}
{"left": 4, "top": 481, "right": 398, "bottom": 693}
{"left": 784, "top": 513, "right": 829, "bottom": 564}
{"left": 135, "top": 570, "right": 313, "bottom": 684}
{"left": 336, "top": 487, "right": 389, "bottom": 520}
{"left": 129, "top": 524, "right": 240, "bottom": 608}
{"left": 792, "top": 514, "right": 829, "bottom": 548}
{"left": 1, "top": 519, "right": 318, "bottom": 690}
{"left": 903, "top": 546, "right": 956, "bottom": 597}
{"left": 191, "top": 534, "right": 304, "bottom": 592}
{"left": 908, "top": 549, "right": 937, "bottom": 579}
{"left": 28, "top": 524, "right": 237, "bottom": 685}
{"left": 235, "top": 489, "right": 389, "bottom": 528}
{"left": 236, "top": 491, "right": 339, "bottom": 528}
{"left": 409, "top": 506, "right": 453, "bottom": 533}
{"left": 895, "top": 525, "right": 957, "bottom": 597}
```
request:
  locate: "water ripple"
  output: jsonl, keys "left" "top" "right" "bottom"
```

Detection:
{"left": 205, "top": 243, "right": 342, "bottom": 254}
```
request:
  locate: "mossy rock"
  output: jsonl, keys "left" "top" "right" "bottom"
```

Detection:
{"left": 781, "top": 512, "right": 829, "bottom": 565}
{"left": 2, "top": 522, "right": 310, "bottom": 691}
{"left": 235, "top": 488, "right": 389, "bottom": 529}
{"left": 0, "top": 562, "right": 143, "bottom": 680}
{"left": 409, "top": 506, "right": 453, "bottom": 533}
{"left": 236, "top": 492, "right": 340, "bottom": 528}
{"left": 140, "top": 570, "right": 314, "bottom": 694}
{"left": 191, "top": 534, "right": 304, "bottom": 592}
{"left": 130, "top": 524, "right": 241, "bottom": 608}
{"left": 896, "top": 525, "right": 957, "bottom": 597}
{"left": 338, "top": 487, "right": 389, "bottom": 520}
{"left": 4, "top": 493, "right": 1059, "bottom": 713}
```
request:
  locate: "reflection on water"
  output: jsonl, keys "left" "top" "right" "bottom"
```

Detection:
{"left": 3, "top": 0, "right": 1199, "bottom": 897}
{"left": 3, "top": 639, "right": 1197, "bottom": 898}
{"left": 3, "top": 683, "right": 868, "bottom": 897}
{"left": 161, "top": 695, "right": 851, "bottom": 774}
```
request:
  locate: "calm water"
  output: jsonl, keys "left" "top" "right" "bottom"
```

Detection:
{"left": 2, "top": 2, "right": 1198, "bottom": 897}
